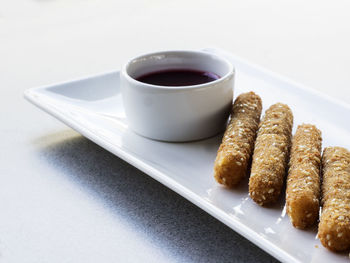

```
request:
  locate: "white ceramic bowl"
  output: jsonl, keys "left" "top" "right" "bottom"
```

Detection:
{"left": 120, "top": 50, "right": 234, "bottom": 142}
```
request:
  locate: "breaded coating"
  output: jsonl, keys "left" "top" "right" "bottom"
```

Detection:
{"left": 249, "top": 103, "right": 293, "bottom": 206}
{"left": 318, "top": 147, "right": 350, "bottom": 252}
{"left": 214, "top": 92, "right": 262, "bottom": 187}
{"left": 286, "top": 124, "right": 322, "bottom": 229}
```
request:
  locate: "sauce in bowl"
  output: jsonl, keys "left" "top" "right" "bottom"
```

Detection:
{"left": 137, "top": 69, "right": 220, "bottom": 87}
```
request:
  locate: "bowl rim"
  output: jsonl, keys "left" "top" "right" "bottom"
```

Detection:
{"left": 121, "top": 50, "right": 235, "bottom": 91}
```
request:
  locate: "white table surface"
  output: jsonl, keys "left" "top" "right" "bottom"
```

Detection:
{"left": 1, "top": 1, "right": 350, "bottom": 262}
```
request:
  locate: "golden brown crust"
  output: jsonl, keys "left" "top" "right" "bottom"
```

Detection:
{"left": 286, "top": 124, "right": 322, "bottom": 229}
{"left": 318, "top": 147, "right": 350, "bottom": 252}
{"left": 249, "top": 103, "right": 293, "bottom": 206}
{"left": 214, "top": 92, "right": 262, "bottom": 187}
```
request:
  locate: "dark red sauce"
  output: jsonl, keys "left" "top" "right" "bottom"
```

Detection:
{"left": 136, "top": 69, "right": 220, "bottom": 86}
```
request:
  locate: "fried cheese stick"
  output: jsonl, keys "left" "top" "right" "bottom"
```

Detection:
{"left": 249, "top": 103, "right": 293, "bottom": 206}
{"left": 214, "top": 92, "right": 262, "bottom": 187}
{"left": 286, "top": 124, "right": 322, "bottom": 229}
{"left": 318, "top": 147, "right": 350, "bottom": 252}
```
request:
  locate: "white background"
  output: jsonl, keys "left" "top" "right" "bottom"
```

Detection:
{"left": 2, "top": 0, "right": 350, "bottom": 103}
{"left": 1, "top": 1, "right": 350, "bottom": 262}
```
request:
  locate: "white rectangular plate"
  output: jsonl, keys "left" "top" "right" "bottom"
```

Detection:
{"left": 24, "top": 48, "right": 350, "bottom": 263}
